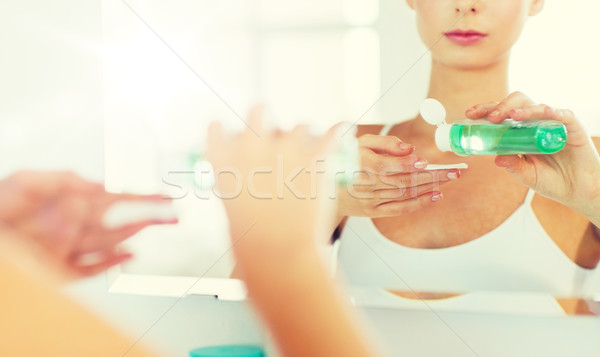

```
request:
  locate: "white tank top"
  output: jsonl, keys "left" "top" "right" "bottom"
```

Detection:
{"left": 336, "top": 124, "right": 599, "bottom": 300}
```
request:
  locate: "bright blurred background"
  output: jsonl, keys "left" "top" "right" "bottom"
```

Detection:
{"left": 2, "top": 1, "right": 600, "bottom": 355}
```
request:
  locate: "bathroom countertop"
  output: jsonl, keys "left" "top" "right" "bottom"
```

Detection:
{"left": 66, "top": 276, "right": 600, "bottom": 357}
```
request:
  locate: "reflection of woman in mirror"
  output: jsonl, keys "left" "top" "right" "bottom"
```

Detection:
{"left": 336, "top": 0, "right": 600, "bottom": 314}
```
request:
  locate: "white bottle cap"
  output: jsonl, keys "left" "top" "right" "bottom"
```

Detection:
{"left": 435, "top": 124, "right": 452, "bottom": 152}
{"left": 420, "top": 98, "right": 447, "bottom": 126}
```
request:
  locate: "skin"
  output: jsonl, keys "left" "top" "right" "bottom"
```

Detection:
{"left": 0, "top": 171, "right": 177, "bottom": 356}
{"left": 0, "top": 236, "right": 158, "bottom": 357}
{"left": 0, "top": 171, "right": 178, "bottom": 280}
{"left": 207, "top": 108, "right": 378, "bottom": 357}
{"left": 338, "top": 0, "right": 600, "bottom": 274}
{"left": 335, "top": 132, "right": 457, "bottom": 219}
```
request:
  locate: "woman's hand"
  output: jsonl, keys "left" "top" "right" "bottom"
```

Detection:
{"left": 0, "top": 171, "right": 177, "bottom": 278}
{"left": 206, "top": 107, "right": 341, "bottom": 264}
{"left": 466, "top": 91, "right": 600, "bottom": 219}
{"left": 207, "top": 108, "right": 379, "bottom": 357}
{"left": 337, "top": 134, "right": 460, "bottom": 218}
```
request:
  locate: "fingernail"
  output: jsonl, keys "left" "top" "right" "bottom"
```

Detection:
{"left": 447, "top": 171, "right": 459, "bottom": 180}
{"left": 414, "top": 160, "right": 428, "bottom": 169}
{"left": 432, "top": 193, "right": 443, "bottom": 202}
{"left": 490, "top": 110, "right": 500, "bottom": 117}
{"left": 467, "top": 105, "right": 478, "bottom": 112}
{"left": 511, "top": 109, "right": 523, "bottom": 117}
{"left": 399, "top": 143, "right": 414, "bottom": 151}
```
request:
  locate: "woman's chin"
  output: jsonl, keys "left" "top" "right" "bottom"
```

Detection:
{"left": 436, "top": 54, "right": 506, "bottom": 71}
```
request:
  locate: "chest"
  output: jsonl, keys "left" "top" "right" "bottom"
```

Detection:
{"left": 372, "top": 166, "right": 529, "bottom": 249}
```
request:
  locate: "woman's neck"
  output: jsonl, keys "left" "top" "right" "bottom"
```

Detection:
{"left": 414, "top": 57, "right": 510, "bottom": 134}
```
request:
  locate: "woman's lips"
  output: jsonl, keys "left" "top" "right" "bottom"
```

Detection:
{"left": 444, "top": 30, "right": 487, "bottom": 45}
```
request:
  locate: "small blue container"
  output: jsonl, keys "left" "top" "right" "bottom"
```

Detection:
{"left": 189, "top": 345, "right": 264, "bottom": 357}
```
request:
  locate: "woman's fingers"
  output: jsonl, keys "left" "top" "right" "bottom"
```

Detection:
{"left": 510, "top": 105, "right": 589, "bottom": 147}
{"left": 358, "top": 134, "right": 414, "bottom": 156}
{"left": 10, "top": 171, "right": 97, "bottom": 197}
{"left": 360, "top": 147, "right": 427, "bottom": 174}
{"left": 495, "top": 155, "right": 538, "bottom": 188}
{"left": 544, "top": 107, "right": 580, "bottom": 134}
{"left": 69, "top": 249, "right": 133, "bottom": 278}
{"left": 0, "top": 171, "right": 100, "bottom": 222}
{"left": 77, "top": 218, "right": 177, "bottom": 254}
{"left": 374, "top": 191, "right": 443, "bottom": 217}
{"left": 374, "top": 181, "right": 446, "bottom": 202}
{"left": 86, "top": 192, "right": 173, "bottom": 231}
{"left": 509, "top": 104, "right": 554, "bottom": 121}
{"left": 353, "top": 169, "right": 460, "bottom": 191}
{"left": 103, "top": 192, "right": 168, "bottom": 203}
{"left": 465, "top": 101, "right": 499, "bottom": 119}
{"left": 487, "top": 92, "right": 534, "bottom": 123}
{"left": 466, "top": 91, "right": 534, "bottom": 123}
{"left": 380, "top": 169, "right": 460, "bottom": 190}
{"left": 344, "top": 181, "right": 446, "bottom": 217}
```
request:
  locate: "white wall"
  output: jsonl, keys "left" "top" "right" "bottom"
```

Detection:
{"left": 510, "top": 0, "right": 600, "bottom": 136}
{"left": 0, "top": 0, "right": 104, "bottom": 180}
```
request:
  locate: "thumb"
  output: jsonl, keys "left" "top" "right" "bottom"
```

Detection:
{"left": 495, "top": 155, "right": 537, "bottom": 188}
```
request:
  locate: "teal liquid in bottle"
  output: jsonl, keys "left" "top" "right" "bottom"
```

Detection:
{"left": 435, "top": 119, "right": 567, "bottom": 156}
{"left": 420, "top": 98, "right": 568, "bottom": 157}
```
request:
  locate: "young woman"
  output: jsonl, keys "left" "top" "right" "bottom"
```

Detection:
{"left": 336, "top": 0, "right": 600, "bottom": 307}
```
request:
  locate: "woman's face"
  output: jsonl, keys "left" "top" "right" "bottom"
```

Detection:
{"left": 406, "top": 0, "right": 544, "bottom": 70}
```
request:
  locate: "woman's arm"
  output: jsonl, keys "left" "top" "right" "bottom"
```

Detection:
{"left": 588, "top": 137, "right": 600, "bottom": 238}
{"left": 0, "top": 234, "right": 158, "bottom": 357}
{"left": 207, "top": 109, "right": 379, "bottom": 357}
{"left": 241, "top": 247, "right": 376, "bottom": 357}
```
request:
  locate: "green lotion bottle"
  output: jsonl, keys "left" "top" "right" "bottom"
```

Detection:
{"left": 420, "top": 99, "right": 567, "bottom": 157}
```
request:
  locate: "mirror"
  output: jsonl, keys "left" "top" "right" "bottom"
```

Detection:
{"left": 103, "top": 0, "right": 379, "bottom": 298}
{"left": 104, "top": 0, "right": 600, "bottom": 316}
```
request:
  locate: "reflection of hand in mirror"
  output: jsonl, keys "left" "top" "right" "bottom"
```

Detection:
{"left": 336, "top": 131, "right": 462, "bottom": 219}
{"left": 467, "top": 92, "right": 600, "bottom": 232}
{"left": 207, "top": 107, "right": 378, "bottom": 357}
{"left": 0, "top": 171, "right": 178, "bottom": 279}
